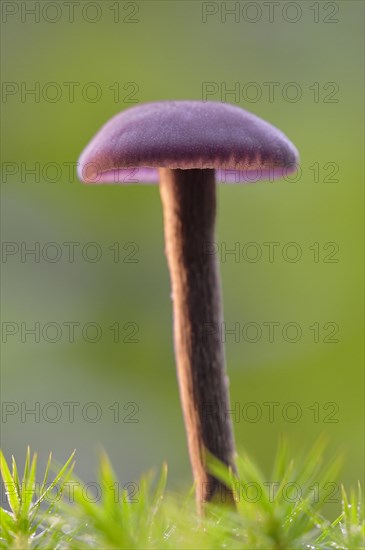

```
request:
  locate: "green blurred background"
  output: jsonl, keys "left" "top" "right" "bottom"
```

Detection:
{"left": 1, "top": 0, "right": 363, "bottom": 517}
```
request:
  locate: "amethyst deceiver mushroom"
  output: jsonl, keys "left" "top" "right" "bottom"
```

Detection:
{"left": 78, "top": 101, "right": 299, "bottom": 511}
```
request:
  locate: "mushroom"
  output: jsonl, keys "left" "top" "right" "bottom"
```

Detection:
{"left": 78, "top": 101, "right": 299, "bottom": 511}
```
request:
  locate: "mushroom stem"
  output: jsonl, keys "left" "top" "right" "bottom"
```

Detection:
{"left": 159, "top": 168, "right": 236, "bottom": 512}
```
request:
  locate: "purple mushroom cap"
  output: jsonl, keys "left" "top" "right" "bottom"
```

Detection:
{"left": 78, "top": 101, "right": 299, "bottom": 184}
